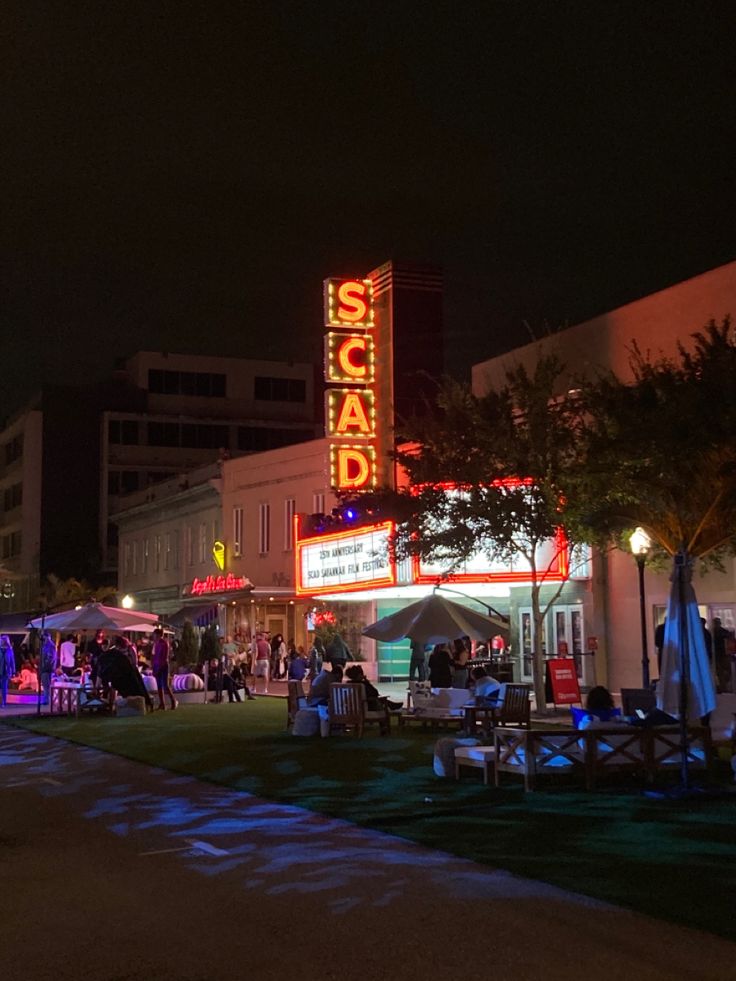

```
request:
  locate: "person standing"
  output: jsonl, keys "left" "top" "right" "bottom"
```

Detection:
{"left": 0, "top": 634, "right": 16, "bottom": 708}
{"left": 39, "top": 631, "right": 58, "bottom": 703}
{"left": 271, "top": 633, "right": 287, "bottom": 680}
{"left": 307, "top": 637, "right": 324, "bottom": 680}
{"left": 221, "top": 635, "right": 239, "bottom": 672}
{"left": 59, "top": 634, "right": 77, "bottom": 676}
{"left": 451, "top": 638, "right": 470, "bottom": 689}
{"left": 151, "top": 628, "right": 177, "bottom": 710}
{"left": 712, "top": 617, "right": 733, "bottom": 693}
{"left": 87, "top": 630, "right": 107, "bottom": 684}
{"left": 325, "top": 632, "right": 350, "bottom": 670}
{"left": 409, "top": 639, "right": 429, "bottom": 681}
{"left": 428, "top": 643, "right": 453, "bottom": 689}
{"left": 254, "top": 632, "right": 271, "bottom": 694}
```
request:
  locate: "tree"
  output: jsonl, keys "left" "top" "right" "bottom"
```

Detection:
{"left": 177, "top": 620, "right": 199, "bottom": 666}
{"left": 382, "top": 356, "right": 590, "bottom": 712}
{"left": 37, "top": 574, "right": 116, "bottom": 612}
{"left": 199, "top": 623, "right": 220, "bottom": 664}
{"left": 577, "top": 319, "right": 736, "bottom": 562}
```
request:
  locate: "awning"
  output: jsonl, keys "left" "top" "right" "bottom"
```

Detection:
{"left": 168, "top": 604, "right": 220, "bottom": 628}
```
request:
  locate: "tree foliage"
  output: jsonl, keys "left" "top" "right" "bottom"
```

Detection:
{"left": 38, "top": 574, "right": 116, "bottom": 612}
{"left": 377, "top": 355, "right": 589, "bottom": 710}
{"left": 177, "top": 620, "right": 200, "bottom": 665}
{"left": 199, "top": 623, "right": 220, "bottom": 664}
{"left": 576, "top": 319, "right": 736, "bottom": 561}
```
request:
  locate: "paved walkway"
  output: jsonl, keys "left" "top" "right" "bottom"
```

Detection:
{"left": 0, "top": 725, "right": 733, "bottom": 980}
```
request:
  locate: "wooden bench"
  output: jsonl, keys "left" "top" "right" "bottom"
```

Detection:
{"left": 493, "top": 725, "right": 712, "bottom": 791}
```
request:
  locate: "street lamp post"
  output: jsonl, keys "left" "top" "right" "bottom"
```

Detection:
{"left": 629, "top": 527, "right": 652, "bottom": 688}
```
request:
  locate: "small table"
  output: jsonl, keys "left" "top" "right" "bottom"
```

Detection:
{"left": 398, "top": 710, "right": 465, "bottom": 730}
{"left": 463, "top": 702, "right": 500, "bottom": 734}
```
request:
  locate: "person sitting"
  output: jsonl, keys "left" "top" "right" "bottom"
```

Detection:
{"left": 573, "top": 685, "right": 622, "bottom": 729}
{"left": 307, "top": 664, "right": 343, "bottom": 706}
{"left": 12, "top": 661, "right": 38, "bottom": 691}
{"left": 230, "top": 661, "right": 256, "bottom": 699}
{"left": 470, "top": 666, "right": 502, "bottom": 703}
{"left": 96, "top": 641, "right": 155, "bottom": 712}
{"left": 287, "top": 650, "right": 308, "bottom": 682}
{"left": 204, "top": 657, "right": 242, "bottom": 703}
{"left": 344, "top": 664, "right": 402, "bottom": 711}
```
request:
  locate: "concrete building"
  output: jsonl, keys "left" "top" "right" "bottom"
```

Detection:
{"left": 0, "top": 404, "right": 43, "bottom": 613}
{"left": 0, "top": 351, "right": 321, "bottom": 612}
{"left": 112, "top": 462, "right": 224, "bottom": 621}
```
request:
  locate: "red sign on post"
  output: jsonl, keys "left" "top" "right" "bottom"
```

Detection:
{"left": 546, "top": 658, "right": 582, "bottom": 706}
{"left": 588, "top": 636, "right": 598, "bottom": 650}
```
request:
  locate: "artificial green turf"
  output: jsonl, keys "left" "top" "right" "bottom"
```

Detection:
{"left": 7, "top": 700, "right": 736, "bottom": 941}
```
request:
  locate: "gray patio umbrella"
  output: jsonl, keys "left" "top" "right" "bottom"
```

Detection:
{"left": 362, "top": 592, "right": 507, "bottom": 645}
{"left": 657, "top": 552, "right": 717, "bottom": 787}
{"left": 28, "top": 602, "right": 162, "bottom": 634}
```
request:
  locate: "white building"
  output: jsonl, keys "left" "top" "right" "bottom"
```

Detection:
{"left": 471, "top": 259, "right": 736, "bottom": 693}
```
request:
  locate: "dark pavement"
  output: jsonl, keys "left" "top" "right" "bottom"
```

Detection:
{"left": 0, "top": 726, "right": 733, "bottom": 981}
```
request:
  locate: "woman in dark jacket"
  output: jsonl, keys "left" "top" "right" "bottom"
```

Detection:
{"left": 428, "top": 643, "right": 453, "bottom": 688}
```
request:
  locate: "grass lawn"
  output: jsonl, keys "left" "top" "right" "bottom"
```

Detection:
{"left": 7, "top": 700, "right": 736, "bottom": 941}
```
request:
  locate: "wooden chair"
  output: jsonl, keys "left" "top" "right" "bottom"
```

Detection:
{"left": 620, "top": 688, "right": 656, "bottom": 717}
{"left": 328, "top": 683, "right": 390, "bottom": 737}
{"left": 286, "top": 680, "right": 306, "bottom": 729}
{"left": 494, "top": 683, "right": 532, "bottom": 729}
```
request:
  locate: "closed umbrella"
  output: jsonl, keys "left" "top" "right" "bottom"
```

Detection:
{"left": 29, "top": 603, "right": 161, "bottom": 634}
{"left": 657, "top": 553, "right": 717, "bottom": 788}
{"left": 362, "top": 591, "right": 507, "bottom": 645}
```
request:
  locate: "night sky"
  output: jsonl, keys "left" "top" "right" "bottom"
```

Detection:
{"left": 3, "top": 1, "right": 735, "bottom": 418}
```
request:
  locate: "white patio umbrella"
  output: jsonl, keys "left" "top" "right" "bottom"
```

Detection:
{"left": 29, "top": 602, "right": 162, "bottom": 634}
{"left": 656, "top": 553, "right": 717, "bottom": 789}
{"left": 362, "top": 591, "right": 507, "bottom": 645}
{"left": 657, "top": 557, "right": 717, "bottom": 720}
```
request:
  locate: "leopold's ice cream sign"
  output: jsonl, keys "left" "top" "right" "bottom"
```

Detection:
{"left": 323, "top": 278, "right": 377, "bottom": 490}
{"left": 189, "top": 573, "right": 252, "bottom": 596}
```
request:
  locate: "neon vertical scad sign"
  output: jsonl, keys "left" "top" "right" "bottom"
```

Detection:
{"left": 323, "top": 277, "right": 378, "bottom": 490}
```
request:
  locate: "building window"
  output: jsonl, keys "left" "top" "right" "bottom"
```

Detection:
{"left": 236, "top": 426, "right": 314, "bottom": 452}
{"left": 0, "top": 532, "right": 21, "bottom": 559}
{"left": 154, "top": 535, "right": 161, "bottom": 572}
{"left": 3, "top": 483, "right": 22, "bottom": 511}
{"left": 123, "top": 542, "right": 131, "bottom": 577}
{"left": 253, "top": 376, "right": 306, "bottom": 403}
{"left": 233, "top": 507, "right": 244, "bottom": 557}
{"left": 164, "top": 533, "right": 171, "bottom": 571}
{"left": 284, "top": 499, "right": 296, "bottom": 551}
{"left": 132, "top": 540, "right": 138, "bottom": 575}
{"left": 259, "top": 503, "right": 270, "bottom": 554}
{"left": 313, "top": 492, "right": 325, "bottom": 515}
{"left": 142, "top": 539, "right": 149, "bottom": 574}
{"left": 108, "top": 419, "right": 139, "bottom": 445}
{"left": 186, "top": 525, "right": 194, "bottom": 566}
{"left": 4, "top": 434, "right": 23, "bottom": 465}
{"left": 198, "top": 523, "right": 207, "bottom": 563}
{"left": 148, "top": 369, "right": 226, "bottom": 398}
{"left": 172, "top": 530, "right": 179, "bottom": 570}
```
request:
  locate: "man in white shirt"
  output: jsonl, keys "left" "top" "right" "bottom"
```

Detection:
{"left": 59, "top": 634, "right": 77, "bottom": 675}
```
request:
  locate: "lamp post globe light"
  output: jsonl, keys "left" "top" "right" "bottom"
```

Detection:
{"left": 121, "top": 594, "right": 135, "bottom": 609}
{"left": 629, "top": 527, "right": 652, "bottom": 687}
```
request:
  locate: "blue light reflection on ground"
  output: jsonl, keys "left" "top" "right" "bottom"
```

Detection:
{"left": 0, "top": 727, "right": 609, "bottom": 912}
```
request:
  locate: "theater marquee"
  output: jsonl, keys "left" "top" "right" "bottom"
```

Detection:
{"left": 295, "top": 520, "right": 397, "bottom": 595}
